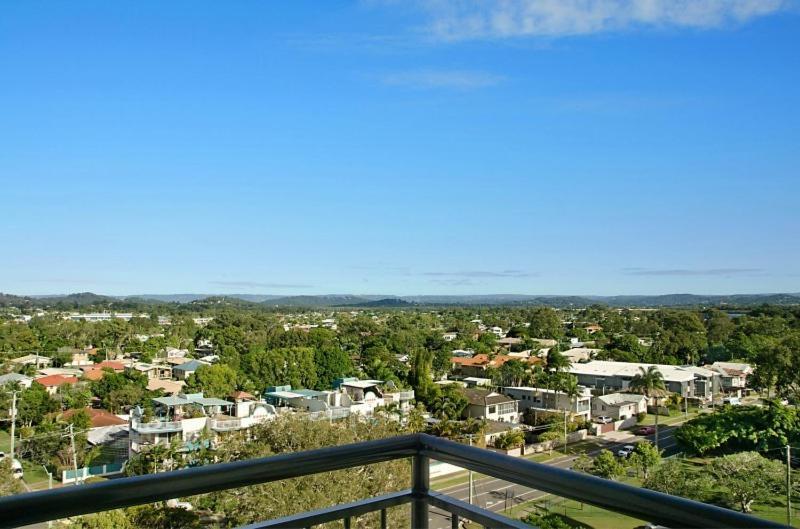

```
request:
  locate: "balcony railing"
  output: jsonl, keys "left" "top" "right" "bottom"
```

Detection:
{"left": 0, "top": 433, "right": 784, "bottom": 529}
{"left": 130, "top": 419, "right": 183, "bottom": 433}
{"left": 210, "top": 418, "right": 243, "bottom": 431}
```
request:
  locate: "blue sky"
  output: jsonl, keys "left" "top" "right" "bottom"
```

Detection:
{"left": 1, "top": 1, "right": 798, "bottom": 296}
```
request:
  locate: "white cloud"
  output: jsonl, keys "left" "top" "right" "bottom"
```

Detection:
{"left": 414, "top": 0, "right": 790, "bottom": 40}
{"left": 378, "top": 69, "right": 505, "bottom": 88}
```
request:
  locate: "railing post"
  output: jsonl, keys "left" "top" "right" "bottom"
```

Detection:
{"left": 412, "top": 455, "right": 429, "bottom": 529}
{"left": 380, "top": 508, "right": 387, "bottom": 529}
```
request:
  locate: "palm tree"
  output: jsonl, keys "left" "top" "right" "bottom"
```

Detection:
{"left": 629, "top": 366, "right": 668, "bottom": 449}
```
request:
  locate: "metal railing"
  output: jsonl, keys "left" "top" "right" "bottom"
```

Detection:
{"left": 0, "top": 433, "right": 785, "bottom": 529}
{"left": 130, "top": 419, "right": 183, "bottom": 433}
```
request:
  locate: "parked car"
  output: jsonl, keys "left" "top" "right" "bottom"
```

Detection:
{"left": 617, "top": 445, "right": 636, "bottom": 458}
{"left": 594, "top": 416, "right": 613, "bottom": 424}
{"left": 10, "top": 459, "right": 23, "bottom": 479}
{"left": 634, "top": 426, "right": 655, "bottom": 435}
{"left": 723, "top": 397, "right": 741, "bottom": 406}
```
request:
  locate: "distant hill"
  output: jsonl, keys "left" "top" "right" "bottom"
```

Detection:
{"left": 339, "top": 298, "right": 416, "bottom": 308}
{"left": 2, "top": 291, "right": 798, "bottom": 309}
{"left": 131, "top": 294, "right": 282, "bottom": 303}
{"left": 263, "top": 295, "right": 387, "bottom": 307}
{"left": 32, "top": 292, "right": 118, "bottom": 307}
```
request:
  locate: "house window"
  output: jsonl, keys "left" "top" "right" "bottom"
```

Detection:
{"left": 488, "top": 405, "right": 496, "bottom": 414}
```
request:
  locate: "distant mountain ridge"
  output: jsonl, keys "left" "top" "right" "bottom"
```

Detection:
{"left": 2, "top": 291, "right": 799, "bottom": 309}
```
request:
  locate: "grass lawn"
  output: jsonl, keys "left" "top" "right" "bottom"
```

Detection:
{"left": 637, "top": 408, "right": 700, "bottom": 426}
{"left": 0, "top": 430, "right": 10, "bottom": 453}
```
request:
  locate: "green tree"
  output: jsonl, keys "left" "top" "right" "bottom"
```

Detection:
{"left": 186, "top": 364, "right": 238, "bottom": 398}
{"left": 528, "top": 308, "right": 563, "bottom": 339}
{"left": 629, "top": 365, "right": 668, "bottom": 449}
{"left": 493, "top": 430, "right": 525, "bottom": 450}
{"left": 643, "top": 459, "right": 713, "bottom": 502}
{"left": 589, "top": 450, "right": 624, "bottom": 480}
{"left": 627, "top": 440, "right": 660, "bottom": 479}
{"left": 0, "top": 460, "right": 24, "bottom": 497}
{"left": 711, "top": 452, "right": 784, "bottom": 512}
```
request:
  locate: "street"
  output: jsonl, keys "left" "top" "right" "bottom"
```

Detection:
{"left": 429, "top": 425, "right": 681, "bottom": 528}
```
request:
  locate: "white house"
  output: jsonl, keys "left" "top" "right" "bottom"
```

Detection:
{"left": 462, "top": 388, "right": 518, "bottom": 423}
{"left": 592, "top": 393, "right": 648, "bottom": 420}
{"left": 503, "top": 386, "right": 592, "bottom": 421}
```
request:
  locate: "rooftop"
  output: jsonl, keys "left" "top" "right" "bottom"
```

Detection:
{"left": 569, "top": 360, "right": 696, "bottom": 382}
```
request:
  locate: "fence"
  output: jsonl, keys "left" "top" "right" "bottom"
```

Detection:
{"left": 62, "top": 462, "right": 125, "bottom": 484}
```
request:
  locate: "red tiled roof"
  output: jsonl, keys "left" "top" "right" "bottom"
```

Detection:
{"left": 82, "top": 368, "right": 106, "bottom": 381}
{"left": 35, "top": 374, "right": 78, "bottom": 387}
{"left": 97, "top": 360, "right": 125, "bottom": 371}
{"left": 62, "top": 408, "right": 126, "bottom": 428}
{"left": 230, "top": 390, "right": 255, "bottom": 400}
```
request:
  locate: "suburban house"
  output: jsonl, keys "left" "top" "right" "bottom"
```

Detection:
{"left": 128, "top": 392, "right": 276, "bottom": 455}
{"left": 592, "top": 393, "right": 648, "bottom": 420}
{"left": 503, "top": 385, "right": 592, "bottom": 421}
{"left": 462, "top": 388, "right": 518, "bottom": 423}
{"left": 128, "top": 362, "right": 172, "bottom": 380}
{"left": 60, "top": 347, "right": 93, "bottom": 367}
{"left": 707, "top": 361, "right": 753, "bottom": 397}
{"left": 34, "top": 374, "right": 79, "bottom": 395}
{"left": 497, "top": 337, "right": 523, "bottom": 349}
{"left": 463, "top": 377, "right": 492, "bottom": 388}
{"left": 442, "top": 332, "right": 458, "bottom": 342}
{"left": 568, "top": 361, "right": 711, "bottom": 401}
{"left": 172, "top": 360, "right": 208, "bottom": 380}
{"left": 146, "top": 379, "right": 186, "bottom": 395}
{"left": 265, "top": 379, "right": 414, "bottom": 419}
{"left": 0, "top": 373, "right": 33, "bottom": 388}
{"left": 10, "top": 354, "right": 51, "bottom": 368}
{"left": 561, "top": 347, "right": 599, "bottom": 363}
{"left": 452, "top": 354, "right": 537, "bottom": 379}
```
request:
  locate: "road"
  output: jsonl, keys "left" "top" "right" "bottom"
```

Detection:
{"left": 428, "top": 425, "right": 681, "bottom": 528}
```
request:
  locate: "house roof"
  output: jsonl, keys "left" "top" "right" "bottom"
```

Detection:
{"left": 0, "top": 373, "right": 32, "bottom": 385}
{"left": 173, "top": 360, "right": 206, "bottom": 372}
{"left": 596, "top": 393, "right": 647, "bottom": 406}
{"left": 147, "top": 379, "right": 186, "bottom": 394}
{"left": 484, "top": 420, "right": 521, "bottom": 435}
{"left": 82, "top": 368, "right": 106, "bottom": 381}
{"left": 62, "top": 408, "right": 127, "bottom": 428}
{"left": 568, "top": 361, "right": 696, "bottom": 383}
{"left": 10, "top": 354, "right": 51, "bottom": 365}
{"left": 341, "top": 380, "right": 382, "bottom": 389}
{"left": 35, "top": 374, "right": 78, "bottom": 387}
{"left": 711, "top": 361, "right": 753, "bottom": 374}
{"left": 230, "top": 390, "right": 255, "bottom": 400}
{"left": 97, "top": 360, "right": 125, "bottom": 371}
{"left": 463, "top": 388, "right": 515, "bottom": 406}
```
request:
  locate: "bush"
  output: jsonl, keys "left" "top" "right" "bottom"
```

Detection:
{"left": 637, "top": 412, "right": 646, "bottom": 422}
{"left": 521, "top": 512, "right": 572, "bottom": 529}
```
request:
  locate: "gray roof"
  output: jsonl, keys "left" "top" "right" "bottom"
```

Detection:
{"left": 597, "top": 393, "right": 646, "bottom": 406}
{"left": 0, "top": 373, "right": 32, "bottom": 384}
{"left": 173, "top": 360, "right": 206, "bottom": 373}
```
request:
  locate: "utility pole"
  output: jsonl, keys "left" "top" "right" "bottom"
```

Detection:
{"left": 68, "top": 423, "right": 79, "bottom": 485}
{"left": 43, "top": 465, "right": 53, "bottom": 529}
{"left": 787, "top": 445, "right": 792, "bottom": 527}
{"left": 9, "top": 391, "right": 17, "bottom": 460}
{"left": 564, "top": 409, "right": 568, "bottom": 454}
{"left": 468, "top": 435, "right": 474, "bottom": 505}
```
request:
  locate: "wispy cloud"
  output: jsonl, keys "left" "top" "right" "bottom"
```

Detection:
{"left": 622, "top": 267, "right": 763, "bottom": 276}
{"left": 410, "top": 0, "right": 790, "bottom": 41}
{"left": 423, "top": 269, "right": 536, "bottom": 278}
{"left": 209, "top": 281, "right": 312, "bottom": 289}
{"left": 378, "top": 69, "right": 505, "bottom": 89}
{"left": 430, "top": 278, "right": 475, "bottom": 286}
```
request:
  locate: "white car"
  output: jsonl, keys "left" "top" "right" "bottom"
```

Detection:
{"left": 617, "top": 445, "right": 636, "bottom": 458}
{"left": 594, "top": 416, "right": 613, "bottom": 424}
{"left": 10, "top": 459, "right": 23, "bottom": 479}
